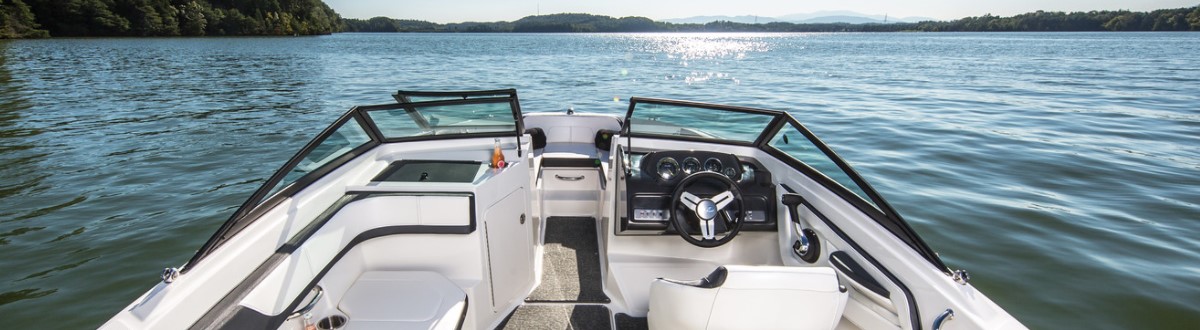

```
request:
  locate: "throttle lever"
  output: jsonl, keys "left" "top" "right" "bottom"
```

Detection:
{"left": 782, "top": 193, "right": 821, "bottom": 263}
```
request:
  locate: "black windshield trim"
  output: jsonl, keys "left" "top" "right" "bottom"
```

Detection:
{"left": 361, "top": 97, "right": 525, "bottom": 148}
{"left": 183, "top": 110, "right": 378, "bottom": 273}
{"left": 763, "top": 113, "right": 950, "bottom": 273}
{"left": 623, "top": 97, "right": 781, "bottom": 147}
{"left": 394, "top": 89, "right": 518, "bottom": 103}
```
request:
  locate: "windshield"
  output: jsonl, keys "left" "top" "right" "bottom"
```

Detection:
{"left": 365, "top": 100, "right": 519, "bottom": 139}
{"left": 624, "top": 99, "right": 776, "bottom": 144}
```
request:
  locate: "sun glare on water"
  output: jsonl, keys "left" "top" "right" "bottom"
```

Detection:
{"left": 633, "top": 33, "right": 776, "bottom": 60}
{"left": 615, "top": 33, "right": 792, "bottom": 86}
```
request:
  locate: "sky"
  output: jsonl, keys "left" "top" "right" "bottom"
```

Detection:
{"left": 324, "top": 0, "right": 1199, "bottom": 23}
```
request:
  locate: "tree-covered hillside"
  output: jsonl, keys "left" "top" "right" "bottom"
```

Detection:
{"left": 1, "top": 0, "right": 49, "bottom": 38}
{"left": 340, "top": 13, "right": 658, "bottom": 33}
{"left": 4, "top": 4, "right": 1199, "bottom": 38}
{"left": 1, "top": 0, "right": 340, "bottom": 38}
{"left": 343, "top": 7, "right": 1200, "bottom": 33}
{"left": 909, "top": 7, "right": 1200, "bottom": 31}
{"left": 510, "top": 13, "right": 658, "bottom": 32}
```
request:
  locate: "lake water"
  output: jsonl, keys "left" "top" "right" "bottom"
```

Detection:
{"left": 1, "top": 32, "right": 1198, "bottom": 329}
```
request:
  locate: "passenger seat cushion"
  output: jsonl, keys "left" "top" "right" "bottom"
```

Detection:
{"left": 649, "top": 266, "right": 848, "bottom": 330}
{"left": 338, "top": 271, "right": 466, "bottom": 330}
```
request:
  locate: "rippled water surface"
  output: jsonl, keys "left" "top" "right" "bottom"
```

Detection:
{"left": 1, "top": 33, "right": 1197, "bottom": 329}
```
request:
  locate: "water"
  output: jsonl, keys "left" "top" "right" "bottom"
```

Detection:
{"left": 1, "top": 33, "right": 1197, "bottom": 329}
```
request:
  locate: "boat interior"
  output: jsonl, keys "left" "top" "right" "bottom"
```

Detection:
{"left": 103, "top": 90, "right": 1022, "bottom": 330}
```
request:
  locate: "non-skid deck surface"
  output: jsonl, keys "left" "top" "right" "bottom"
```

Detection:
{"left": 614, "top": 313, "right": 648, "bottom": 330}
{"left": 526, "top": 217, "right": 608, "bottom": 303}
{"left": 496, "top": 305, "right": 612, "bottom": 330}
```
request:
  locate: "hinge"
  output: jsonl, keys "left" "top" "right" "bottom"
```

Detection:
{"left": 161, "top": 267, "right": 180, "bottom": 283}
{"left": 952, "top": 269, "right": 970, "bottom": 285}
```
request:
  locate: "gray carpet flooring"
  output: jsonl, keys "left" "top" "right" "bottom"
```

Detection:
{"left": 526, "top": 217, "right": 608, "bottom": 303}
{"left": 613, "top": 313, "right": 648, "bottom": 330}
{"left": 496, "top": 305, "right": 612, "bottom": 330}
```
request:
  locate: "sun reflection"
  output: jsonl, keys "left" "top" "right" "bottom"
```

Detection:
{"left": 631, "top": 33, "right": 774, "bottom": 61}
{"left": 614, "top": 33, "right": 792, "bottom": 86}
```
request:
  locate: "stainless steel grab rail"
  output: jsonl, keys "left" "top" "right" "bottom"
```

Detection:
{"left": 287, "top": 285, "right": 324, "bottom": 320}
{"left": 933, "top": 308, "right": 955, "bottom": 330}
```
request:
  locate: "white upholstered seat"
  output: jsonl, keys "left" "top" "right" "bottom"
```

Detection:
{"left": 648, "top": 266, "right": 847, "bottom": 330}
{"left": 338, "top": 271, "right": 466, "bottom": 330}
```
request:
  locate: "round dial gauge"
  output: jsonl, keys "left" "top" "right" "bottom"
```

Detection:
{"left": 723, "top": 167, "right": 738, "bottom": 179}
{"left": 681, "top": 157, "right": 701, "bottom": 174}
{"left": 704, "top": 158, "right": 723, "bottom": 173}
{"left": 657, "top": 157, "right": 680, "bottom": 180}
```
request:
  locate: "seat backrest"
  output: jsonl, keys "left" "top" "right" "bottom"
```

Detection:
{"left": 649, "top": 266, "right": 848, "bottom": 330}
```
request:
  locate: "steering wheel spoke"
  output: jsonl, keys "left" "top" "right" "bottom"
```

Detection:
{"left": 699, "top": 218, "right": 715, "bottom": 240}
{"left": 680, "top": 192, "right": 702, "bottom": 210}
{"left": 712, "top": 190, "right": 734, "bottom": 210}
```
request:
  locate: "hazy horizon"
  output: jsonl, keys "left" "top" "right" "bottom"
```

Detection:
{"left": 324, "top": 0, "right": 1199, "bottom": 23}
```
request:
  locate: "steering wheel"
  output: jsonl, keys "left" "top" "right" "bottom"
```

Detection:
{"left": 669, "top": 171, "right": 745, "bottom": 248}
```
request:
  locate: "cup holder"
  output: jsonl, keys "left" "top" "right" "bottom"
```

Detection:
{"left": 317, "top": 315, "right": 347, "bottom": 330}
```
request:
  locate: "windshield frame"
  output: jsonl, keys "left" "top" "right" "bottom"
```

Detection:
{"left": 359, "top": 96, "right": 525, "bottom": 146}
{"left": 622, "top": 97, "right": 784, "bottom": 147}
{"left": 394, "top": 89, "right": 520, "bottom": 104}
{"left": 184, "top": 90, "right": 524, "bottom": 273}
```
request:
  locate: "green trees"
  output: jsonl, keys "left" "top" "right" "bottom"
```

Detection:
{"left": 509, "top": 13, "right": 664, "bottom": 32}
{"left": 0, "top": 0, "right": 50, "bottom": 38}
{"left": 340, "top": 17, "right": 441, "bottom": 32}
{"left": 920, "top": 7, "right": 1199, "bottom": 32}
{"left": 1, "top": 0, "right": 340, "bottom": 38}
{"left": 177, "top": 0, "right": 206, "bottom": 35}
{"left": 1190, "top": 7, "right": 1200, "bottom": 30}
{"left": 342, "top": 14, "right": 666, "bottom": 33}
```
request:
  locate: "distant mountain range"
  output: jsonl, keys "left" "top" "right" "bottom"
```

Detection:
{"left": 663, "top": 11, "right": 938, "bottom": 24}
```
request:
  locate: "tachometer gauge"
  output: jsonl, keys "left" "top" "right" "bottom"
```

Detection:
{"left": 657, "top": 157, "right": 680, "bottom": 180}
{"left": 681, "top": 157, "right": 701, "bottom": 174}
{"left": 704, "top": 158, "right": 723, "bottom": 173}
{"left": 723, "top": 167, "right": 738, "bottom": 179}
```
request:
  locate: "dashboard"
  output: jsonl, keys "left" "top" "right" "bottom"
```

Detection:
{"left": 621, "top": 150, "right": 777, "bottom": 232}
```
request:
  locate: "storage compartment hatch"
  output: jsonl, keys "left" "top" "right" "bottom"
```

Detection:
{"left": 373, "top": 160, "right": 485, "bottom": 183}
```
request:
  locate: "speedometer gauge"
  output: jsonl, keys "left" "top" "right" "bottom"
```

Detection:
{"left": 657, "top": 157, "right": 680, "bottom": 180}
{"left": 704, "top": 158, "right": 723, "bottom": 173}
{"left": 681, "top": 157, "right": 701, "bottom": 174}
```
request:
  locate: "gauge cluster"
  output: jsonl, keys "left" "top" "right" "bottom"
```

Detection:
{"left": 623, "top": 150, "right": 776, "bottom": 233}
{"left": 646, "top": 152, "right": 743, "bottom": 183}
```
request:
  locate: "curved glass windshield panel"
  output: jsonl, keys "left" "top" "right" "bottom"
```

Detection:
{"left": 266, "top": 119, "right": 371, "bottom": 197}
{"left": 768, "top": 122, "right": 876, "bottom": 208}
{"left": 367, "top": 101, "right": 516, "bottom": 139}
{"left": 628, "top": 103, "right": 774, "bottom": 143}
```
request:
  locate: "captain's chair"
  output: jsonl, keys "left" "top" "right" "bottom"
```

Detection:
{"left": 648, "top": 265, "right": 848, "bottom": 330}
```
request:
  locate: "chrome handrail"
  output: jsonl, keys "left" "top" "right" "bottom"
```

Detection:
{"left": 287, "top": 286, "right": 324, "bottom": 320}
{"left": 933, "top": 308, "right": 955, "bottom": 330}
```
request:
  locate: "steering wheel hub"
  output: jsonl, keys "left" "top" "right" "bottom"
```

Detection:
{"left": 696, "top": 200, "right": 718, "bottom": 220}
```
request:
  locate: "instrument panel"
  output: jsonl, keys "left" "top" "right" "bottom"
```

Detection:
{"left": 638, "top": 152, "right": 754, "bottom": 184}
{"left": 622, "top": 150, "right": 776, "bottom": 232}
